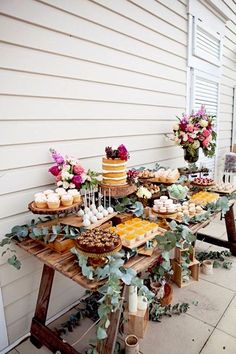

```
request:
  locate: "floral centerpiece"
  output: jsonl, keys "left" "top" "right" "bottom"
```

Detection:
{"left": 48, "top": 149, "right": 99, "bottom": 190}
{"left": 105, "top": 144, "right": 130, "bottom": 160}
{"left": 172, "top": 105, "right": 217, "bottom": 163}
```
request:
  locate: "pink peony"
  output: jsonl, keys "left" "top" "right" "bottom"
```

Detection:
{"left": 202, "top": 137, "right": 210, "bottom": 148}
{"left": 202, "top": 129, "right": 210, "bottom": 138}
{"left": 72, "top": 175, "right": 82, "bottom": 188}
{"left": 187, "top": 136, "right": 194, "bottom": 143}
{"left": 49, "top": 165, "right": 60, "bottom": 176}
{"left": 73, "top": 164, "right": 85, "bottom": 175}
{"left": 187, "top": 124, "right": 194, "bottom": 133}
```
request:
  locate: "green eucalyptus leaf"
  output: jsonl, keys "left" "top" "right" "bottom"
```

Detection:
{"left": 7, "top": 255, "right": 21, "bottom": 269}
{"left": 97, "top": 326, "right": 107, "bottom": 340}
{"left": 121, "top": 268, "right": 137, "bottom": 285}
{"left": 49, "top": 233, "right": 58, "bottom": 243}
{"left": 0, "top": 238, "right": 12, "bottom": 247}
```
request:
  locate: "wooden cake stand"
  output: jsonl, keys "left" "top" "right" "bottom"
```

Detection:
{"left": 28, "top": 201, "right": 82, "bottom": 215}
{"left": 99, "top": 183, "right": 137, "bottom": 198}
{"left": 75, "top": 241, "right": 122, "bottom": 267}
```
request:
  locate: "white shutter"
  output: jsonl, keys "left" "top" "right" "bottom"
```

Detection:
{"left": 191, "top": 70, "right": 219, "bottom": 176}
{"left": 193, "top": 18, "right": 223, "bottom": 67}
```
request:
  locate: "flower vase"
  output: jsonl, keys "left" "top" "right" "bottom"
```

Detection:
{"left": 183, "top": 147, "right": 199, "bottom": 171}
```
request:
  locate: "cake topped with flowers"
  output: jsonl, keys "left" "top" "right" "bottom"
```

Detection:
{"left": 102, "top": 145, "right": 130, "bottom": 186}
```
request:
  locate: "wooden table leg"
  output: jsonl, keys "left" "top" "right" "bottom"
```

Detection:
{"left": 97, "top": 285, "right": 126, "bottom": 354}
{"left": 29, "top": 264, "right": 82, "bottom": 353}
{"left": 225, "top": 204, "right": 236, "bottom": 256}
{"left": 30, "top": 264, "right": 55, "bottom": 348}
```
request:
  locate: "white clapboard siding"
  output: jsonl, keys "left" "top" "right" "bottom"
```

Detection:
{"left": 0, "top": 0, "right": 188, "bottom": 348}
{"left": 218, "top": 0, "right": 236, "bottom": 175}
{"left": 0, "top": 134, "right": 174, "bottom": 171}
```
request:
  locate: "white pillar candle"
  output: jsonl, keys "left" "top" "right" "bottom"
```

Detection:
{"left": 137, "top": 295, "right": 148, "bottom": 311}
{"left": 128, "top": 286, "right": 137, "bottom": 313}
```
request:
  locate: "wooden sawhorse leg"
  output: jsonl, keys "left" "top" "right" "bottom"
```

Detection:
{"left": 30, "top": 264, "right": 81, "bottom": 354}
{"left": 225, "top": 204, "right": 236, "bottom": 256}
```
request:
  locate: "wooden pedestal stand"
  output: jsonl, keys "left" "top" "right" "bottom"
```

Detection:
{"left": 124, "top": 306, "right": 149, "bottom": 338}
{"left": 99, "top": 183, "right": 137, "bottom": 198}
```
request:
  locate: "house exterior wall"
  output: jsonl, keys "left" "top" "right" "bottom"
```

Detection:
{"left": 218, "top": 0, "right": 236, "bottom": 172}
{"left": 0, "top": 0, "right": 188, "bottom": 348}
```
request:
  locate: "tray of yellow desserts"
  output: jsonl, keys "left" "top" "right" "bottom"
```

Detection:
{"left": 110, "top": 218, "right": 160, "bottom": 250}
{"left": 189, "top": 191, "right": 219, "bottom": 206}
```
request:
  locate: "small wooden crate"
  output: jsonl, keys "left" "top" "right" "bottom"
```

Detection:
{"left": 171, "top": 258, "right": 200, "bottom": 288}
{"left": 123, "top": 307, "right": 149, "bottom": 338}
{"left": 175, "top": 247, "right": 195, "bottom": 264}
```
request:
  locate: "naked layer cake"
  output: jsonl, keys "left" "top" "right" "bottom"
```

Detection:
{"left": 102, "top": 145, "right": 130, "bottom": 186}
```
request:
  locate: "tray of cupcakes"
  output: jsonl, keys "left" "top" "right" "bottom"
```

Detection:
{"left": 152, "top": 196, "right": 177, "bottom": 216}
{"left": 29, "top": 188, "right": 82, "bottom": 214}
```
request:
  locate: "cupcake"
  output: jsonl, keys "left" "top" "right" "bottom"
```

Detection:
{"left": 68, "top": 189, "right": 81, "bottom": 203}
{"left": 160, "top": 206, "right": 167, "bottom": 213}
{"left": 61, "top": 194, "right": 73, "bottom": 207}
{"left": 35, "top": 195, "right": 47, "bottom": 209}
{"left": 43, "top": 189, "right": 54, "bottom": 196}
{"left": 34, "top": 192, "right": 45, "bottom": 199}
{"left": 47, "top": 195, "right": 60, "bottom": 209}
{"left": 55, "top": 188, "right": 67, "bottom": 196}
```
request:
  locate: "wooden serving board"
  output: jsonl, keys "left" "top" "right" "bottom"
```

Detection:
{"left": 137, "top": 240, "right": 157, "bottom": 256}
{"left": 59, "top": 212, "right": 117, "bottom": 230}
{"left": 191, "top": 182, "right": 215, "bottom": 187}
{"left": 208, "top": 186, "right": 236, "bottom": 195}
{"left": 152, "top": 208, "right": 177, "bottom": 216}
{"left": 28, "top": 201, "right": 82, "bottom": 215}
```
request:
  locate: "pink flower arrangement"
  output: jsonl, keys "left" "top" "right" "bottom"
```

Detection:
{"left": 172, "top": 105, "right": 217, "bottom": 158}
{"left": 48, "top": 149, "right": 87, "bottom": 190}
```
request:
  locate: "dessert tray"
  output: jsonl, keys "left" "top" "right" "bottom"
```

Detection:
{"left": 189, "top": 191, "right": 219, "bottom": 206}
{"left": 59, "top": 212, "right": 118, "bottom": 230}
{"left": 111, "top": 218, "right": 161, "bottom": 250}
{"left": 152, "top": 209, "right": 177, "bottom": 216}
{"left": 191, "top": 177, "right": 215, "bottom": 187}
{"left": 28, "top": 201, "right": 82, "bottom": 215}
{"left": 208, "top": 183, "right": 236, "bottom": 195}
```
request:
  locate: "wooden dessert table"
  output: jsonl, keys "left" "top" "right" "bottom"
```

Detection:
{"left": 16, "top": 238, "right": 162, "bottom": 354}
{"left": 15, "top": 203, "right": 236, "bottom": 354}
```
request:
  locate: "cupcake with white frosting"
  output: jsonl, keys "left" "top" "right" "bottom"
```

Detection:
{"left": 67, "top": 189, "right": 81, "bottom": 203}
{"left": 47, "top": 195, "right": 60, "bottom": 209}
{"left": 35, "top": 195, "right": 47, "bottom": 209}
{"left": 61, "top": 194, "right": 73, "bottom": 207}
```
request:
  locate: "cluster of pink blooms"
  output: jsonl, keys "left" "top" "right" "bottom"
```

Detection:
{"left": 173, "top": 105, "right": 216, "bottom": 157}
{"left": 48, "top": 149, "right": 87, "bottom": 190}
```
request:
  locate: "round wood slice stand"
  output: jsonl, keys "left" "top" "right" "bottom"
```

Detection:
{"left": 74, "top": 241, "right": 122, "bottom": 267}
{"left": 99, "top": 183, "right": 137, "bottom": 198}
{"left": 28, "top": 201, "right": 82, "bottom": 215}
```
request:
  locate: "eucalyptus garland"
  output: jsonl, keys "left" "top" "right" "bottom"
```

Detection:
{"left": 70, "top": 248, "right": 154, "bottom": 352}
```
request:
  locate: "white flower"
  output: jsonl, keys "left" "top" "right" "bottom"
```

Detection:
{"left": 136, "top": 186, "right": 152, "bottom": 199}
{"left": 69, "top": 183, "right": 75, "bottom": 189}
{"left": 63, "top": 181, "right": 70, "bottom": 189}
{"left": 200, "top": 119, "right": 208, "bottom": 128}
{"left": 57, "top": 181, "right": 63, "bottom": 186}
{"left": 61, "top": 170, "right": 71, "bottom": 180}
{"left": 193, "top": 140, "right": 200, "bottom": 149}
{"left": 182, "top": 133, "right": 188, "bottom": 142}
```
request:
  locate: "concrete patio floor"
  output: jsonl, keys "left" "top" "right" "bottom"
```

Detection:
{"left": 7, "top": 216, "right": 236, "bottom": 354}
